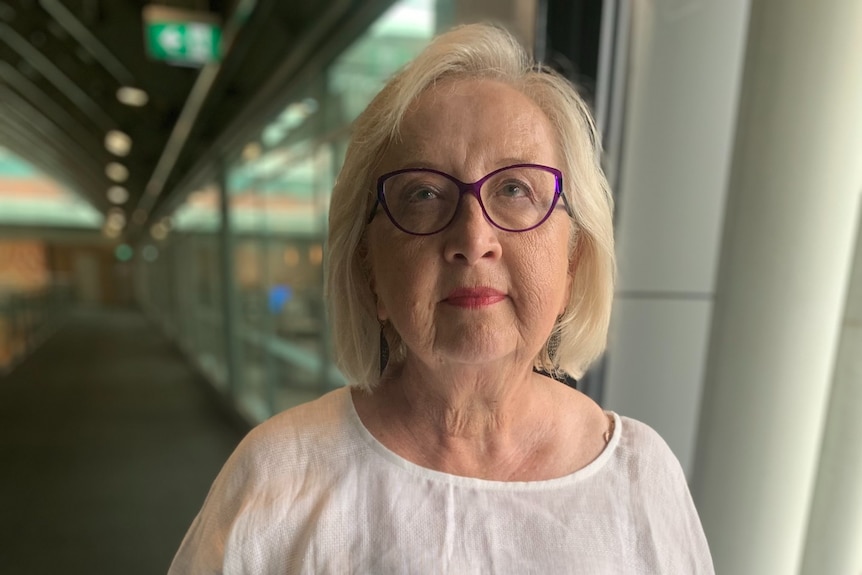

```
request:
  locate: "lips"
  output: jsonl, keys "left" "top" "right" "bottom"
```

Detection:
{"left": 443, "top": 287, "right": 506, "bottom": 308}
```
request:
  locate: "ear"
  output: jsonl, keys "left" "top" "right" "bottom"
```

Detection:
{"left": 368, "top": 271, "right": 389, "bottom": 322}
{"left": 560, "top": 242, "right": 579, "bottom": 315}
{"left": 361, "top": 232, "right": 388, "bottom": 321}
{"left": 560, "top": 275, "right": 573, "bottom": 316}
{"left": 374, "top": 283, "right": 389, "bottom": 321}
{"left": 377, "top": 301, "right": 389, "bottom": 322}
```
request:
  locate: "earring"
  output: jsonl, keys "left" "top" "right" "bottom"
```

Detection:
{"left": 547, "top": 330, "right": 561, "bottom": 360}
{"left": 379, "top": 324, "right": 390, "bottom": 375}
{"left": 543, "top": 330, "right": 576, "bottom": 388}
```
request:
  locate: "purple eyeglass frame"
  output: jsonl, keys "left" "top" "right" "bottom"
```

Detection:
{"left": 367, "top": 163, "right": 572, "bottom": 236}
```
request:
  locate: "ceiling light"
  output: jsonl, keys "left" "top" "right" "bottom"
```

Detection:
{"left": 106, "top": 208, "right": 126, "bottom": 229}
{"left": 105, "top": 161, "right": 128, "bottom": 182}
{"left": 142, "top": 245, "right": 159, "bottom": 262}
{"left": 116, "top": 86, "right": 148, "bottom": 107}
{"left": 104, "top": 130, "right": 132, "bottom": 156}
{"left": 150, "top": 223, "right": 168, "bottom": 240}
{"left": 242, "top": 142, "right": 261, "bottom": 162}
{"left": 107, "top": 185, "right": 129, "bottom": 205}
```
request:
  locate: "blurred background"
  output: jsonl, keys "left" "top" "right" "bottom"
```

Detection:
{"left": 0, "top": 0, "right": 860, "bottom": 573}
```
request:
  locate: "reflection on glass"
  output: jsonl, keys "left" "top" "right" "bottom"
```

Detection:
{"left": 140, "top": 0, "right": 447, "bottom": 424}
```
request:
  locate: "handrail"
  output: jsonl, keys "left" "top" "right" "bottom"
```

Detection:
{"left": 0, "top": 283, "right": 73, "bottom": 375}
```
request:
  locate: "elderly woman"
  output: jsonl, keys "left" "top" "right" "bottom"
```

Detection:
{"left": 170, "top": 23, "right": 713, "bottom": 573}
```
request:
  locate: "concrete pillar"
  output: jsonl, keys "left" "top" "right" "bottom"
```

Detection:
{"left": 692, "top": 0, "right": 862, "bottom": 573}
{"left": 603, "top": 0, "right": 751, "bottom": 476}
{"left": 800, "top": 205, "right": 862, "bottom": 575}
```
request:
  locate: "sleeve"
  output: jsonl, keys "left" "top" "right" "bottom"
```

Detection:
{"left": 167, "top": 431, "right": 260, "bottom": 575}
{"left": 626, "top": 419, "right": 715, "bottom": 574}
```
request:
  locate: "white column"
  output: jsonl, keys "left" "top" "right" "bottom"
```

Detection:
{"left": 603, "top": 0, "right": 751, "bottom": 475}
{"left": 800, "top": 206, "right": 862, "bottom": 575}
{"left": 692, "top": 0, "right": 862, "bottom": 573}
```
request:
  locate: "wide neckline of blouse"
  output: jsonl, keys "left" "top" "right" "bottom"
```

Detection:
{"left": 342, "top": 386, "right": 622, "bottom": 491}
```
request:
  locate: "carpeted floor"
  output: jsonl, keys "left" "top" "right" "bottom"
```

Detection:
{"left": 0, "top": 307, "right": 247, "bottom": 575}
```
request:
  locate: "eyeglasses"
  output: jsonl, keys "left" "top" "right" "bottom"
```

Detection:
{"left": 368, "top": 163, "right": 571, "bottom": 236}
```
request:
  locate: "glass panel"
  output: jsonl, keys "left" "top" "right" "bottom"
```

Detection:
{"left": 327, "top": 0, "right": 439, "bottom": 124}
{"left": 144, "top": 184, "right": 227, "bottom": 390}
{"left": 211, "top": 0, "right": 444, "bottom": 423}
{"left": 148, "top": 0, "right": 454, "bottom": 424}
{"left": 0, "top": 240, "right": 59, "bottom": 372}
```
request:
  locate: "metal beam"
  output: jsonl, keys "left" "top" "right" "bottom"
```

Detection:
{"left": 38, "top": 0, "right": 137, "bottom": 87}
{"left": 0, "top": 21, "right": 115, "bottom": 132}
{"left": 0, "top": 61, "right": 104, "bottom": 161}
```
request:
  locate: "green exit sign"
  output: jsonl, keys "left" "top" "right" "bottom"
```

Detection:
{"left": 143, "top": 5, "right": 222, "bottom": 66}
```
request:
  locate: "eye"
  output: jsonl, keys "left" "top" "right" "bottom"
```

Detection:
{"left": 496, "top": 180, "right": 534, "bottom": 199}
{"left": 404, "top": 185, "right": 443, "bottom": 203}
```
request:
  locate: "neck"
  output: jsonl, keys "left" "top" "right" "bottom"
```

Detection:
{"left": 391, "top": 358, "right": 539, "bottom": 435}
{"left": 363, "top": 358, "right": 560, "bottom": 479}
{"left": 352, "top": 355, "right": 608, "bottom": 481}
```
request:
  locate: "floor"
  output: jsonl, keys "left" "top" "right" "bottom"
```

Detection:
{"left": 0, "top": 307, "right": 247, "bottom": 574}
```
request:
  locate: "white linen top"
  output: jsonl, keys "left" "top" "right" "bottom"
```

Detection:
{"left": 169, "top": 387, "right": 713, "bottom": 574}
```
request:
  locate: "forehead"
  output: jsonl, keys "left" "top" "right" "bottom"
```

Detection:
{"left": 385, "top": 77, "right": 558, "bottom": 174}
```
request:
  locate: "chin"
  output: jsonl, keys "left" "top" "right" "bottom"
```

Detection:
{"left": 433, "top": 337, "right": 514, "bottom": 367}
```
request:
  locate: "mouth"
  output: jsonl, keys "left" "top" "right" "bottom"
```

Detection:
{"left": 443, "top": 287, "right": 507, "bottom": 309}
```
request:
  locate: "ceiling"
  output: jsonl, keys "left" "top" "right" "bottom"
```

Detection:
{"left": 0, "top": 0, "right": 391, "bottom": 237}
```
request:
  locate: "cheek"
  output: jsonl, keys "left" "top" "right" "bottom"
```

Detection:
{"left": 370, "top": 233, "right": 434, "bottom": 322}
{"left": 515, "top": 230, "right": 572, "bottom": 313}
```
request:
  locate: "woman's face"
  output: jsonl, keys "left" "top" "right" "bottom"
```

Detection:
{"left": 366, "top": 78, "right": 573, "bottom": 371}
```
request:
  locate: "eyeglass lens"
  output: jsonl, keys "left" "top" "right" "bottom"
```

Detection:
{"left": 381, "top": 166, "right": 559, "bottom": 234}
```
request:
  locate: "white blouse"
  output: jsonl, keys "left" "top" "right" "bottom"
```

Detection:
{"left": 169, "top": 387, "right": 714, "bottom": 574}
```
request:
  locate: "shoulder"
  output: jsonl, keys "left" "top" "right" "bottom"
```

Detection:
{"left": 251, "top": 386, "right": 350, "bottom": 439}
{"left": 168, "top": 387, "right": 360, "bottom": 573}
{"left": 607, "top": 416, "right": 715, "bottom": 572}
{"left": 233, "top": 387, "right": 354, "bottom": 473}
{"left": 171, "top": 389, "right": 355, "bottom": 545}
{"left": 615, "top": 415, "right": 683, "bottom": 470}
{"left": 605, "top": 415, "right": 693, "bottom": 502}
{"left": 200, "top": 387, "right": 356, "bottom": 498}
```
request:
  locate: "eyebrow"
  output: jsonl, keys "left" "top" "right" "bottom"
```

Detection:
{"left": 390, "top": 157, "right": 537, "bottom": 173}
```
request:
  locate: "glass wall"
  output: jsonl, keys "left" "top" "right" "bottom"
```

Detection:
{"left": 0, "top": 240, "right": 71, "bottom": 373}
{"left": 136, "top": 184, "right": 227, "bottom": 389}
{"left": 137, "top": 0, "right": 448, "bottom": 423}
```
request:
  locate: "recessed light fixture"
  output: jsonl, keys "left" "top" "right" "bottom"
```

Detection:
{"left": 105, "top": 162, "right": 129, "bottom": 183}
{"left": 150, "top": 222, "right": 168, "bottom": 240}
{"left": 105, "top": 130, "right": 132, "bottom": 156}
{"left": 116, "top": 86, "right": 149, "bottom": 107}
{"left": 107, "top": 185, "right": 129, "bottom": 205}
{"left": 242, "top": 141, "right": 262, "bottom": 162}
{"left": 142, "top": 245, "right": 159, "bottom": 262}
{"left": 106, "top": 207, "right": 126, "bottom": 229}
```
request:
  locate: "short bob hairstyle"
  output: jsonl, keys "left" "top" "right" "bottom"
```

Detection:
{"left": 326, "top": 23, "right": 615, "bottom": 392}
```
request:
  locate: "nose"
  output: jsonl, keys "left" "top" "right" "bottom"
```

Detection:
{"left": 442, "top": 192, "right": 503, "bottom": 265}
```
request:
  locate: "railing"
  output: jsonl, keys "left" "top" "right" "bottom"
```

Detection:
{"left": 0, "top": 283, "right": 73, "bottom": 375}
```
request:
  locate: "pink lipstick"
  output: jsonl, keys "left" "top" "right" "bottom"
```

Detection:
{"left": 444, "top": 287, "right": 506, "bottom": 309}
